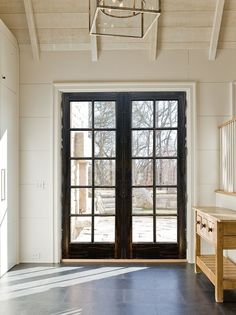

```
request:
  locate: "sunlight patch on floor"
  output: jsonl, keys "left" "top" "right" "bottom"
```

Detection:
{"left": 0, "top": 266, "right": 147, "bottom": 301}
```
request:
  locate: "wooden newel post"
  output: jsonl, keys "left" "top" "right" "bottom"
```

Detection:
{"left": 215, "top": 222, "right": 224, "bottom": 303}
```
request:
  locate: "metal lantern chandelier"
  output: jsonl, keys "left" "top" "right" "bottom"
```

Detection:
{"left": 89, "top": 0, "right": 161, "bottom": 38}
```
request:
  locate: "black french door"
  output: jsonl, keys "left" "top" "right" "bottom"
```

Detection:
{"left": 62, "top": 92, "right": 186, "bottom": 259}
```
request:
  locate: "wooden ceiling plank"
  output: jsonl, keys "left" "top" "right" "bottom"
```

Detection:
{"left": 10, "top": 29, "right": 31, "bottom": 44}
{"left": 0, "top": 1, "right": 25, "bottom": 14}
{"left": 209, "top": 0, "right": 225, "bottom": 60}
{"left": 225, "top": 0, "right": 236, "bottom": 10}
{"left": 37, "top": 29, "right": 90, "bottom": 44}
{"left": 159, "top": 42, "right": 209, "bottom": 49}
{"left": 222, "top": 11, "right": 236, "bottom": 27}
{"left": 0, "top": 13, "right": 27, "bottom": 29}
{"left": 31, "top": 0, "right": 89, "bottom": 13}
{"left": 33, "top": 43, "right": 91, "bottom": 51}
{"left": 34, "top": 13, "right": 88, "bottom": 29}
{"left": 162, "top": 0, "right": 216, "bottom": 11}
{"left": 160, "top": 27, "right": 211, "bottom": 43}
{"left": 23, "top": 0, "right": 40, "bottom": 61}
{"left": 160, "top": 11, "right": 214, "bottom": 27}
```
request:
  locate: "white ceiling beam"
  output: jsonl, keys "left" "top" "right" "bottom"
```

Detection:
{"left": 149, "top": 19, "right": 159, "bottom": 61}
{"left": 209, "top": 0, "right": 225, "bottom": 60}
{"left": 89, "top": 0, "right": 98, "bottom": 62}
{"left": 149, "top": 0, "right": 161, "bottom": 60}
{"left": 23, "top": 0, "right": 40, "bottom": 61}
{"left": 91, "top": 35, "right": 98, "bottom": 62}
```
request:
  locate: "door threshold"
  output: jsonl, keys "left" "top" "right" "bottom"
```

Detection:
{"left": 62, "top": 259, "right": 187, "bottom": 264}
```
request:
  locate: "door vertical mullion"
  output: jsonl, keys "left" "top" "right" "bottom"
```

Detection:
{"left": 62, "top": 94, "right": 71, "bottom": 258}
{"left": 177, "top": 94, "right": 187, "bottom": 258}
{"left": 115, "top": 94, "right": 124, "bottom": 258}
{"left": 153, "top": 100, "right": 156, "bottom": 243}
{"left": 91, "top": 101, "right": 95, "bottom": 243}
{"left": 123, "top": 93, "right": 132, "bottom": 258}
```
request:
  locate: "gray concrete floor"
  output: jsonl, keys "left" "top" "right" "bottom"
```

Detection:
{"left": 1, "top": 263, "right": 236, "bottom": 314}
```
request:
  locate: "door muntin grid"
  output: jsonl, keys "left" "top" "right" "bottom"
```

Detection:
{"left": 131, "top": 100, "right": 179, "bottom": 244}
{"left": 70, "top": 100, "right": 116, "bottom": 244}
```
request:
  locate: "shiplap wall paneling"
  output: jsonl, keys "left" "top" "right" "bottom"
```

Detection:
{"left": 0, "top": 20, "right": 19, "bottom": 277}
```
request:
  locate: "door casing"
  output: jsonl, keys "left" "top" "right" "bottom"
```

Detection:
{"left": 52, "top": 82, "right": 197, "bottom": 263}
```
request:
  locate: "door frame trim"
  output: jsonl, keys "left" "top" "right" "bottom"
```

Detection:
{"left": 53, "top": 82, "right": 197, "bottom": 263}
{"left": 62, "top": 259, "right": 187, "bottom": 264}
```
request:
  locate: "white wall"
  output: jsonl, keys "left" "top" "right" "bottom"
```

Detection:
{"left": 19, "top": 83, "right": 53, "bottom": 262}
{"left": 19, "top": 48, "right": 235, "bottom": 263}
{"left": 198, "top": 82, "right": 231, "bottom": 205}
{"left": 0, "top": 21, "right": 19, "bottom": 276}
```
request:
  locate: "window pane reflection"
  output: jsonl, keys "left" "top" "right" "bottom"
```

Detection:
{"left": 94, "top": 188, "right": 115, "bottom": 215}
{"left": 94, "top": 217, "right": 115, "bottom": 242}
{"left": 156, "top": 188, "right": 177, "bottom": 215}
{"left": 94, "top": 160, "right": 115, "bottom": 186}
{"left": 71, "top": 217, "right": 92, "bottom": 243}
{"left": 156, "top": 159, "right": 177, "bottom": 186}
{"left": 156, "top": 130, "right": 177, "bottom": 157}
{"left": 132, "top": 188, "right": 153, "bottom": 214}
{"left": 70, "top": 102, "right": 92, "bottom": 128}
{"left": 132, "top": 159, "right": 153, "bottom": 186}
{"left": 94, "top": 131, "right": 116, "bottom": 157}
{"left": 132, "top": 130, "right": 153, "bottom": 157}
{"left": 156, "top": 216, "right": 177, "bottom": 243}
{"left": 71, "top": 188, "right": 92, "bottom": 214}
{"left": 71, "top": 160, "right": 92, "bottom": 186}
{"left": 132, "top": 216, "right": 153, "bottom": 242}
{"left": 94, "top": 101, "right": 116, "bottom": 128}
{"left": 156, "top": 101, "right": 178, "bottom": 128}
{"left": 71, "top": 131, "right": 92, "bottom": 158}
{"left": 132, "top": 101, "right": 153, "bottom": 128}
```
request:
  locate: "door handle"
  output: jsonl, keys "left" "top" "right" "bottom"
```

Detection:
{"left": 1, "top": 169, "right": 6, "bottom": 201}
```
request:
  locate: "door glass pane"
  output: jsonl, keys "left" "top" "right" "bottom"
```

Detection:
{"left": 70, "top": 102, "right": 92, "bottom": 128}
{"left": 132, "top": 217, "right": 153, "bottom": 242}
{"left": 156, "top": 101, "right": 178, "bottom": 128}
{"left": 94, "top": 188, "right": 115, "bottom": 215}
{"left": 71, "top": 131, "right": 92, "bottom": 158}
{"left": 132, "top": 130, "right": 153, "bottom": 157}
{"left": 94, "top": 217, "right": 115, "bottom": 242}
{"left": 156, "top": 130, "right": 177, "bottom": 157}
{"left": 94, "top": 131, "right": 116, "bottom": 157}
{"left": 71, "top": 217, "right": 92, "bottom": 243}
{"left": 71, "top": 188, "right": 92, "bottom": 214}
{"left": 156, "top": 159, "right": 177, "bottom": 186}
{"left": 71, "top": 160, "right": 92, "bottom": 186}
{"left": 132, "top": 101, "right": 153, "bottom": 128}
{"left": 132, "top": 188, "right": 153, "bottom": 214}
{"left": 156, "top": 216, "right": 177, "bottom": 242}
{"left": 132, "top": 159, "right": 153, "bottom": 186}
{"left": 94, "top": 101, "right": 116, "bottom": 128}
{"left": 156, "top": 188, "right": 177, "bottom": 215}
{"left": 94, "top": 160, "right": 115, "bottom": 186}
